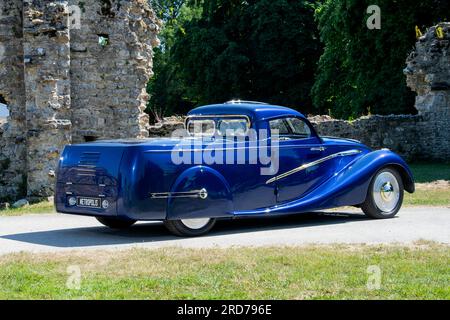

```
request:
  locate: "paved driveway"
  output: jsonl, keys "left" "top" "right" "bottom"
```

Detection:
{"left": 0, "top": 206, "right": 448, "bottom": 255}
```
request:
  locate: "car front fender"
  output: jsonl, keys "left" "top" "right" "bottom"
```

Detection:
{"left": 234, "top": 149, "right": 414, "bottom": 216}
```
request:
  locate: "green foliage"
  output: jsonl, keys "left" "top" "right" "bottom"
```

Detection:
{"left": 312, "top": 0, "right": 450, "bottom": 118}
{"left": 146, "top": 0, "right": 203, "bottom": 122}
{"left": 147, "top": 0, "right": 322, "bottom": 119}
{"left": 148, "top": 0, "right": 450, "bottom": 120}
{"left": 171, "top": 0, "right": 322, "bottom": 112}
{"left": 409, "top": 162, "right": 450, "bottom": 183}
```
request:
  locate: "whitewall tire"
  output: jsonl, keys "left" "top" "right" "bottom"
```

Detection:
{"left": 362, "top": 168, "right": 404, "bottom": 219}
{"left": 164, "top": 218, "right": 216, "bottom": 237}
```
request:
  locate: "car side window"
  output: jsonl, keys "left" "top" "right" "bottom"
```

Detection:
{"left": 269, "top": 118, "right": 290, "bottom": 136}
{"left": 269, "top": 117, "right": 312, "bottom": 140}
{"left": 286, "top": 117, "right": 311, "bottom": 139}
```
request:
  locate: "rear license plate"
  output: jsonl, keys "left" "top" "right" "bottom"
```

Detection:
{"left": 77, "top": 197, "right": 101, "bottom": 208}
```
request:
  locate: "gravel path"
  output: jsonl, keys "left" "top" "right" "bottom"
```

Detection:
{"left": 0, "top": 206, "right": 448, "bottom": 255}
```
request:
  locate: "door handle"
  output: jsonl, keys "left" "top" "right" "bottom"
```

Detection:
{"left": 310, "top": 147, "right": 326, "bottom": 152}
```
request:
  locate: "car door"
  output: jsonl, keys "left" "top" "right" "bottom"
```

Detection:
{"left": 268, "top": 117, "right": 334, "bottom": 204}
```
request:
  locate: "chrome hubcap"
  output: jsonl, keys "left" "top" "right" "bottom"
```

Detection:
{"left": 180, "top": 218, "right": 211, "bottom": 230}
{"left": 373, "top": 172, "right": 400, "bottom": 213}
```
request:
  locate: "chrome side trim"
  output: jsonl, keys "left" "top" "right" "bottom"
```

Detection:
{"left": 265, "top": 149, "right": 362, "bottom": 184}
{"left": 150, "top": 188, "right": 208, "bottom": 200}
{"left": 144, "top": 144, "right": 356, "bottom": 154}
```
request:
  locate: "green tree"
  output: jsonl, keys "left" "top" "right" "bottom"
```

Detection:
{"left": 171, "top": 0, "right": 322, "bottom": 113}
{"left": 312, "top": 0, "right": 450, "bottom": 118}
{"left": 146, "top": 0, "right": 203, "bottom": 122}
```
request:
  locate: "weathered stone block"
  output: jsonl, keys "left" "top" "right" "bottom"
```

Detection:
{"left": 12, "top": 198, "right": 29, "bottom": 208}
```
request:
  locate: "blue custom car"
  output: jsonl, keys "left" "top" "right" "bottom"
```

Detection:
{"left": 55, "top": 101, "right": 415, "bottom": 236}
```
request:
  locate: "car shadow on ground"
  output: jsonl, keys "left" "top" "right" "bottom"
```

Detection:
{"left": 1, "top": 211, "right": 371, "bottom": 248}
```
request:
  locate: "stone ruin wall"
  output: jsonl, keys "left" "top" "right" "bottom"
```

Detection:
{"left": 0, "top": 0, "right": 26, "bottom": 200}
{"left": 312, "top": 23, "right": 450, "bottom": 161}
{"left": 308, "top": 115, "right": 424, "bottom": 161}
{"left": 70, "top": 0, "right": 160, "bottom": 143}
{"left": 405, "top": 22, "right": 450, "bottom": 161}
{"left": 0, "top": 0, "right": 160, "bottom": 201}
{"left": 149, "top": 23, "right": 450, "bottom": 163}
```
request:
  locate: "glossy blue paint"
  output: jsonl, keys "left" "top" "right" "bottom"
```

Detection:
{"left": 55, "top": 102, "right": 415, "bottom": 222}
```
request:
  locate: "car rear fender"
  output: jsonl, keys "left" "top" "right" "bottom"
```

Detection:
{"left": 166, "top": 166, "right": 234, "bottom": 220}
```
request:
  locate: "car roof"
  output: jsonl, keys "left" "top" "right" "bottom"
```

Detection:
{"left": 188, "top": 101, "right": 305, "bottom": 122}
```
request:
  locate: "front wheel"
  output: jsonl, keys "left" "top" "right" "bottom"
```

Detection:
{"left": 164, "top": 218, "right": 216, "bottom": 237}
{"left": 361, "top": 168, "right": 404, "bottom": 219}
{"left": 96, "top": 217, "right": 136, "bottom": 229}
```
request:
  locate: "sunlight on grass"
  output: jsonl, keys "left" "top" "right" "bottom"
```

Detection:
{"left": 404, "top": 189, "right": 450, "bottom": 206}
{"left": 0, "top": 201, "right": 55, "bottom": 216}
{"left": 0, "top": 244, "right": 448, "bottom": 299}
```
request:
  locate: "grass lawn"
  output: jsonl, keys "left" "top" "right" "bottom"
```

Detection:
{"left": 0, "top": 244, "right": 448, "bottom": 299}
{"left": 404, "top": 188, "right": 450, "bottom": 206}
{"left": 404, "top": 162, "right": 449, "bottom": 206}
{"left": 0, "top": 201, "right": 55, "bottom": 216}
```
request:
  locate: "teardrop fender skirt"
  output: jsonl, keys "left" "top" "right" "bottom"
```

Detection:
{"left": 166, "top": 166, "right": 234, "bottom": 220}
{"left": 234, "top": 149, "right": 415, "bottom": 216}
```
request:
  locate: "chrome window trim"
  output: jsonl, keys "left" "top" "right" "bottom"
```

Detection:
{"left": 265, "top": 149, "right": 362, "bottom": 184}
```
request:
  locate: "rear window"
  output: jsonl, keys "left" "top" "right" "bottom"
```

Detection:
{"left": 217, "top": 119, "right": 248, "bottom": 136}
{"left": 186, "top": 117, "right": 249, "bottom": 137}
{"left": 186, "top": 119, "right": 216, "bottom": 136}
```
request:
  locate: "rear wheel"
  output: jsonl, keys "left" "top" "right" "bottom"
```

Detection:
{"left": 96, "top": 217, "right": 136, "bottom": 229}
{"left": 362, "top": 168, "right": 404, "bottom": 219}
{"left": 164, "top": 218, "right": 216, "bottom": 237}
